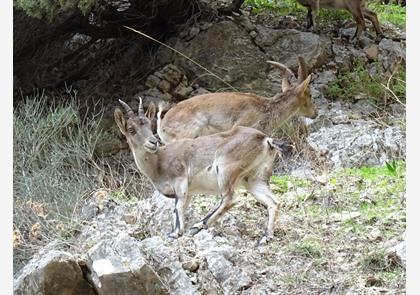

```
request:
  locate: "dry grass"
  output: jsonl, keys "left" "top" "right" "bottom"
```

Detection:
{"left": 186, "top": 161, "right": 406, "bottom": 294}
{"left": 13, "top": 92, "right": 152, "bottom": 273}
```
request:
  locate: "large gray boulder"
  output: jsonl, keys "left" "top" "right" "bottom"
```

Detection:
{"left": 139, "top": 237, "right": 198, "bottom": 295}
{"left": 194, "top": 230, "right": 252, "bottom": 293}
{"left": 308, "top": 121, "right": 405, "bottom": 168}
{"left": 87, "top": 234, "right": 168, "bottom": 295}
{"left": 157, "top": 21, "right": 269, "bottom": 92}
{"left": 254, "top": 26, "right": 332, "bottom": 72}
{"left": 14, "top": 250, "right": 95, "bottom": 295}
{"left": 378, "top": 39, "right": 405, "bottom": 73}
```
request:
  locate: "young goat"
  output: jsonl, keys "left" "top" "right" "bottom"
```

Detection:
{"left": 115, "top": 98, "right": 289, "bottom": 244}
{"left": 295, "top": 0, "right": 383, "bottom": 40}
{"left": 157, "top": 57, "right": 317, "bottom": 143}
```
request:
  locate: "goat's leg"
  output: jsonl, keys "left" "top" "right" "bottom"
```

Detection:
{"left": 168, "top": 179, "right": 190, "bottom": 238}
{"left": 362, "top": 8, "right": 384, "bottom": 41}
{"left": 246, "top": 181, "right": 280, "bottom": 244}
{"left": 310, "top": 1, "right": 319, "bottom": 33}
{"left": 348, "top": 4, "right": 366, "bottom": 40}
{"left": 306, "top": 7, "right": 313, "bottom": 29}
{"left": 190, "top": 192, "right": 235, "bottom": 235}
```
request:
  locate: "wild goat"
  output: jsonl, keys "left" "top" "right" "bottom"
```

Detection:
{"left": 115, "top": 98, "right": 289, "bottom": 244}
{"left": 157, "top": 57, "right": 316, "bottom": 143}
{"left": 295, "top": 0, "right": 383, "bottom": 40}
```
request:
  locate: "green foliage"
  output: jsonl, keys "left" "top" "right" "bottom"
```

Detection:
{"left": 14, "top": 0, "right": 96, "bottom": 21}
{"left": 361, "top": 249, "right": 400, "bottom": 272}
{"left": 244, "top": 0, "right": 405, "bottom": 28}
{"left": 13, "top": 92, "right": 103, "bottom": 270}
{"left": 326, "top": 58, "right": 406, "bottom": 105}
{"left": 245, "top": 0, "right": 305, "bottom": 14}
{"left": 288, "top": 238, "right": 323, "bottom": 258}
{"left": 271, "top": 174, "right": 310, "bottom": 194}
{"left": 369, "top": 2, "right": 406, "bottom": 28}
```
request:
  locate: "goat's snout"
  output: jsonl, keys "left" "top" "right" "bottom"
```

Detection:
{"left": 310, "top": 109, "right": 318, "bottom": 119}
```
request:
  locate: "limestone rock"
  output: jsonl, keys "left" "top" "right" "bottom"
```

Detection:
{"left": 194, "top": 231, "right": 252, "bottom": 293}
{"left": 254, "top": 26, "right": 332, "bottom": 71}
{"left": 87, "top": 234, "right": 168, "bottom": 295}
{"left": 14, "top": 250, "right": 95, "bottom": 295}
{"left": 379, "top": 39, "right": 405, "bottom": 73}
{"left": 139, "top": 237, "right": 198, "bottom": 295}
{"left": 157, "top": 21, "right": 269, "bottom": 92}
{"left": 364, "top": 44, "right": 379, "bottom": 60}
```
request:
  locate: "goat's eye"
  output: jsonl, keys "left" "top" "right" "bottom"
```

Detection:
{"left": 128, "top": 127, "right": 136, "bottom": 134}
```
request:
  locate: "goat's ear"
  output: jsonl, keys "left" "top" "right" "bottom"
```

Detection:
{"left": 296, "top": 74, "right": 311, "bottom": 94}
{"left": 145, "top": 102, "right": 156, "bottom": 121}
{"left": 114, "top": 108, "right": 127, "bottom": 134}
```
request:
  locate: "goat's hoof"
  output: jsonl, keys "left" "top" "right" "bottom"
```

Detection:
{"left": 167, "top": 231, "right": 180, "bottom": 239}
{"left": 257, "top": 235, "right": 273, "bottom": 246}
{"left": 375, "top": 34, "right": 385, "bottom": 43}
{"left": 188, "top": 226, "right": 204, "bottom": 236}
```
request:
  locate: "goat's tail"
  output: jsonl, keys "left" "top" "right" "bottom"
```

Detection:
{"left": 266, "top": 138, "right": 294, "bottom": 157}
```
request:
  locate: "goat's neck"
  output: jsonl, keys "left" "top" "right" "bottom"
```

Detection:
{"left": 131, "top": 147, "right": 160, "bottom": 182}
{"left": 266, "top": 92, "right": 300, "bottom": 125}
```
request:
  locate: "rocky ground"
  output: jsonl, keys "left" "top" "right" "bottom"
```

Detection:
{"left": 14, "top": 162, "right": 406, "bottom": 294}
{"left": 14, "top": 4, "right": 406, "bottom": 295}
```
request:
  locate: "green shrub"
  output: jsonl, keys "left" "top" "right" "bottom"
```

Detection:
{"left": 244, "top": 0, "right": 405, "bottom": 28}
{"left": 13, "top": 92, "right": 103, "bottom": 271}
{"left": 326, "top": 58, "right": 406, "bottom": 105}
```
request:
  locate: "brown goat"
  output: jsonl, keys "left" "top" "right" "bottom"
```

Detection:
{"left": 296, "top": 0, "right": 383, "bottom": 40}
{"left": 115, "top": 98, "right": 289, "bottom": 244}
{"left": 157, "top": 57, "right": 316, "bottom": 143}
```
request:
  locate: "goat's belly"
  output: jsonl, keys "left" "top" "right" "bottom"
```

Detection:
{"left": 188, "top": 172, "right": 219, "bottom": 195}
{"left": 320, "top": 0, "right": 347, "bottom": 9}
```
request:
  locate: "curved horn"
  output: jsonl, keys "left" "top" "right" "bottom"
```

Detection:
{"left": 267, "top": 60, "right": 295, "bottom": 92}
{"left": 119, "top": 99, "right": 134, "bottom": 117}
{"left": 138, "top": 96, "right": 144, "bottom": 115}
{"left": 297, "top": 56, "right": 309, "bottom": 82}
{"left": 266, "top": 61, "right": 296, "bottom": 79}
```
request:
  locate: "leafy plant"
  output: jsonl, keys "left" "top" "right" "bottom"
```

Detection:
{"left": 326, "top": 58, "right": 406, "bottom": 105}
{"left": 13, "top": 92, "right": 103, "bottom": 271}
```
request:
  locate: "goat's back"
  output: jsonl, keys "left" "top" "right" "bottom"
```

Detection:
{"left": 158, "top": 92, "right": 266, "bottom": 142}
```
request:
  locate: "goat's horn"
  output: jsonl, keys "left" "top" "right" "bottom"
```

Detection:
{"left": 297, "top": 56, "right": 309, "bottom": 82}
{"left": 119, "top": 99, "right": 134, "bottom": 117}
{"left": 138, "top": 97, "right": 144, "bottom": 114}
{"left": 266, "top": 61, "right": 296, "bottom": 79}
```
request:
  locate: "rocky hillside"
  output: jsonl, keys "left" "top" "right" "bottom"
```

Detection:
{"left": 14, "top": 3, "right": 406, "bottom": 294}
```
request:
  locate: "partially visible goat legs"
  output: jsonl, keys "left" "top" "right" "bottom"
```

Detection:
{"left": 168, "top": 180, "right": 190, "bottom": 238}
{"left": 246, "top": 181, "right": 280, "bottom": 244}
{"left": 190, "top": 192, "right": 235, "bottom": 235}
{"left": 310, "top": 1, "right": 319, "bottom": 33}
{"left": 348, "top": 5, "right": 366, "bottom": 40}
{"left": 362, "top": 8, "right": 384, "bottom": 41}
{"left": 306, "top": 7, "right": 314, "bottom": 29}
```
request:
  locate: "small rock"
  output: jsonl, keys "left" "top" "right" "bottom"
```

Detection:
{"left": 387, "top": 240, "right": 406, "bottom": 267}
{"left": 364, "top": 44, "right": 379, "bottom": 60}
{"left": 188, "top": 27, "right": 200, "bottom": 40}
{"left": 158, "top": 80, "right": 171, "bottom": 93}
{"left": 365, "top": 276, "right": 383, "bottom": 287}
{"left": 174, "top": 84, "right": 193, "bottom": 99}
{"left": 331, "top": 211, "right": 361, "bottom": 222}
{"left": 182, "top": 259, "right": 200, "bottom": 272}
{"left": 122, "top": 214, "right": 137, "bottom": 224}
{"left": 145, "top": 74, "right": 161, "bottom": 88}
